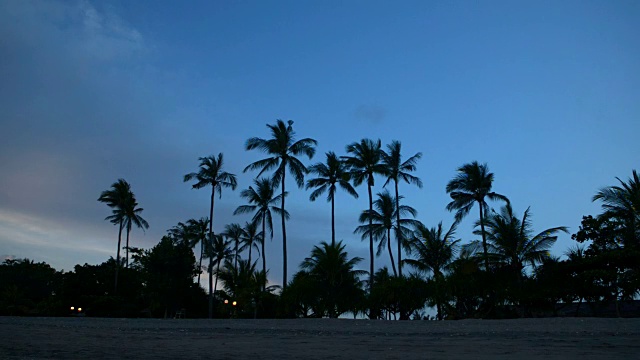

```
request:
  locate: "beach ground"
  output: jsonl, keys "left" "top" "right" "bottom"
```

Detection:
{"left": 1, "top": 317, "right": 638, "bottom": 359}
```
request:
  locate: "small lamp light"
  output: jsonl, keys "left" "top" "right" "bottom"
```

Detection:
{"left": 232, "top": 301, "right": 237, "bottom": 306}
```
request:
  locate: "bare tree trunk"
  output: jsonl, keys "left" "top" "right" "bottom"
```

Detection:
{"left": 479, "top": 204, "right": 489, "bottom": 270}
{"left": 281, "top": 172, "right": 287, "bottom": 288}
{"left": 208, "top": 259, "right": 213, "bottom": 319}
{"left": 197, "top": 239, "right": 204, "bottom": 285}
{"left": 114, "top": 221, "right": 123, "bottom": 294}
{"left": 331, "top": 196, "right": 335, "bottom": 246}
{"left": 261, "top": 213, "right": 267, "bottom": 289}
{"left": 395, "top": 181, "right": 402, "bottom": 277}
{"left": 387, "top": 228, "right": 397, "bottom": 276}
{"left": 125, "top": 225, "right": 131, "bottom": 268}
{"left": 368, "top": 183, "right": 376, "bottom": 319}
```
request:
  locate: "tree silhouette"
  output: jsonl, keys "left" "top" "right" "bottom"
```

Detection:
{"left": 381, "top": 140, "right": 423, "bottom": 277}
{"left": 203, "top": 233, "right": 232, "bottom": 318}
{"left": 184, "top": 153, "right": 238, "bottom": 279}
{"left": 405, "top": 221, "right": 460, "bottom": 320}
{"left": 98, "top": 178, "right": 133, "bottom": 293}
{"left": 306, "top": 151, "right": 358, "bottom": 245}
{"left": 446, "top": 161, "right": 508, "bottom": 270}
{"left": 355, "top": 190, "right": 418, "bottom": 276}
{"left": 234, "top": 178, "right": 288, "bottom": 278}
{"left": 342, "top": 138, "right": 386, "bottom": 292}
{"left": 223, "top": 223, "right": 246, "bottom": 273}
{"left": 122, "top": 195, "right": 149, "bottom": 268}
{"left": 593, "top": 169, "right": 640, "bottom": 248}
{"left": 244, "top": 120, "right": 316, "bottom": 288}
{"left": 241, "top": 220, "right": 263, "bottom": 267}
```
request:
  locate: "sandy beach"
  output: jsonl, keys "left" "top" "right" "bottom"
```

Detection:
{"left": 1, "top": 317, "right": 638, "bottom": 359}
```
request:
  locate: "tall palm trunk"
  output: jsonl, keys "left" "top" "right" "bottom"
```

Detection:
{"left": 478, "top": 204, "right": 489, "bottom": 270}
{"left": 125, "top": 225, "right": 131, "bottom": 268}
{"left": 387, "top": 228, "right": 397, "bottom": 276}
{"left": 248, "top": 245, "right": 252, "bottom": 267}
{"left": 197, "top": 240, "right": 204, "bottom": 285}
{"left": 208, "top": 259, "right": 213, "bottom": 319}
{"left": 331, "top": 196, "right": 336, "bottom": 246}
{"left": 281, "top": 172, "right": 287, "bottom": 288}
{"left": 214, "top": 260, "right": 221, "bottom": 300}
{"left": 368, "top": 184, "right": 374, "bottom": 290}
{"left": 261, "top": 213, "right": 267, "bottom": 283}
{"left": 114, "top": 221, "right": 123, "bottom": 294}
{"left": 208, "top": 186, "right": 216, "bottom": 318}
{"left": 395, "top": 181, "right": 402, "bottom": 277}
{"left": 234, "top": 239, "right": 239, "bottom": 273}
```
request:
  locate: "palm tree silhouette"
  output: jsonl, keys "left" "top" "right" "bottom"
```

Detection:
{"left": 223, "top": 223, "right": 245, "bottom": 273}
{"left": 381, "top": 140, "right": 423, "bottom": 277}
{"left": 306, "top": 151, "right": 358, "bottom": 245}
{"left": 244, "top": 120, "right": 316, "bottom": 288}
{"left": 234, "top": 178, "right": 288, "bottom": 277}
{"left": 241, "top": 220, "right": 263, "bottom": 267}
{"left": 187, "top": 218, "right": 209, "bottom": 285}
{"left": 476, "top": 204, "right": 568, "bottom": 273}
{"left": 342, "top": 138, "right": 386, "bottom": 289}
{"left": 122, "top": 196, "right": 149, "bottom": 268}
{"left": 593, "top": 169, "right": 639, "bottom": 247}
{"left": 446, "top": 161, "right": 508, "bottom": 270}
{"left": 405, "top": 221, "right": 460, "bottom": 320}
{"left": 98, "top": 178, "right": 133, "bottom": 293}
{"left": 355, "top": 190, "right": 417, "bottom": 276}
{"left": 203, "top": 233, "right": 233, "bottom": 318}
{"left": 300, "top": 241, "right": 366, "bottom": 318}
{"left": 184, "top": 153, "right": 238, "bottom": 270}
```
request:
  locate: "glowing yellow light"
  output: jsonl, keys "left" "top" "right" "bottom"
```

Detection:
{"left": 70, "top": 306, "right": 74, "bottom": 310}
{"left": 232, "top": 301, "right": 237, "bottom": 306}
{"left": 78, "top": 307, "right": 82, "bottom": 312}
{"left": 224, "top": 299, "right": 229, "bottom": 304}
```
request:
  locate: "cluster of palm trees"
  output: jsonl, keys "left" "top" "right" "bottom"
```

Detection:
{"left": 98, "top": 119, "right": 638, "bottom": 319}
{"left": 97, "top": 179, "right": 149, "bottom": 293}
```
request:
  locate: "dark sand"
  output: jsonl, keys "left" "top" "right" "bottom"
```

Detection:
{"left": 1, "top": 317, "right": 638, "bottom": 359}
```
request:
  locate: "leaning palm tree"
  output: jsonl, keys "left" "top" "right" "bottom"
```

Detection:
{"left": 477, "top": 204, "right": 568, "bottom": 273}
{"left": 244, "top": 120, "right": 317, "bottom": 287}
{"left": 223, "top": 223, "right": 246, "bottom": 273}
{"left": 342, "top": 139, "right": 387, "bottom": 289}
{"left": 122, "top": 196, "right": 149, "bottom": 268}
{"left": 241, "top": 220, "right": 263, "bottom": 266}
{"left": 184, "top": 153, "right": 238, "bottom": 264}
{"left": 593, "top": 170, "right": 640, "bottom": 247}
{"left": 234, "top": 178, "right": 288, "bottom": 276}
{"left": 203, "top": 233, "right": 233, "bottom": 318}
{"left": 306, "top": 151, "right": 358, "bottom": 245}
{"left": 404, "top": 221, "right": 460, "bottom": 320}
{"left": 98, "top": 178, "right": 132, "bottom": 293}
{"left": 381, "top": 140, "right": 423, "bottom": 277}
{"left": 445, "top": 161, "right": 509, "bottom": 270}
{"left": 355, "top": 190, "right": 418, "bottom": 276}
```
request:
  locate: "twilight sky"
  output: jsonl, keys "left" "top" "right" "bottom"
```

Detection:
{"left": 1, "top": 0, "right": 638, "bottom": 287}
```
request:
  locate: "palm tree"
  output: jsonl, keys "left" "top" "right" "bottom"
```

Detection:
{"left": 342, "top": 138, "right": 387, "bottom": 289}
{"left": 122, "top": 196, "right": 149, "bottom": 268}
{"left": 445, "top": 161, "right": 509, "bottom": 270}
{"left": 404, "top": 221, "right": 460, "bottom": 320}
{"left": 203, "top": 233, "right": 233, "bottom": 318}
{"left": 306, "top": 151, "right": 358, "bottom": 245}
{"left": 381, "top": 140, "right": 423, "bottom": 277}
{"left": 187, "top": 218, "right": 209, "bottom": 285}
{"left": 476, "top": 204, "right": 567, "bottom": 273}
{"left": 300, "top": 241, "right": 366, "bottom": 318}
{"left": 593, "top": 170, "right": 640, "bottom": 247}
{"left": 241, "top": 220, "right": 263, "bottom": 266}
{"left": 234, "top": 178, "right": 287, "bottom": 276}
{"left": 223, "top": 223, "right": 246, "bottom": 273}
{"left": 355, "top": 190, "right": 418, "bottom": 276}
{"left": 184, "top": 153, "right": 238, "bottom": 266}
{"left": 98, "top": 178, "right": 132, "bottom": 293}
{"left": 244, "top": 120, "right": 317, "bottom": 287}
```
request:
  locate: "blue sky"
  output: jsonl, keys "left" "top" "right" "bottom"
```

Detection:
{"left": 1, "top": 0, "right": 638, "bottom": 287}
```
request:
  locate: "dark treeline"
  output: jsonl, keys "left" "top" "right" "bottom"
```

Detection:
{"left": 2, "top": 120, "right": 638, "bottom": 319}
